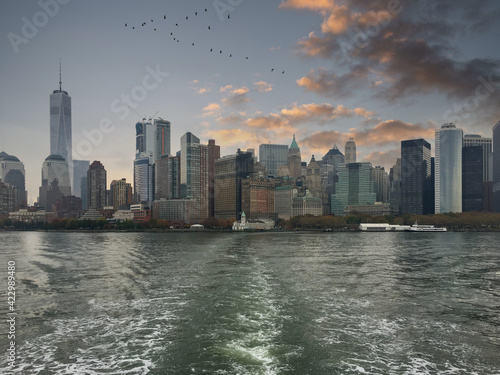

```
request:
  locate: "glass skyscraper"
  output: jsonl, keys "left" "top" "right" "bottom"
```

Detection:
{"left": 435, "top": 124, "right": 463, "bottom": 213}
{"left": 401, "top": 139, "right": 433, "bottom": 215}
{"left": 331, "top": 162, "right": 376, "bottom": 215}
{"left": 50, "top": 67, "right": 72, "bottom": 190}
{"left": 259, "top": 144, "right": 288, "bottom": 177}
{"left": 154, "top": 119, "right": 171, "bottom": 161}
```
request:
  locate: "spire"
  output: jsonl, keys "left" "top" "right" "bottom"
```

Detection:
{"left": 59, "top": 59, "right": 62, "bottom": 91}
{"left": 290, "top": 134, "right": 299, "bottom": 150}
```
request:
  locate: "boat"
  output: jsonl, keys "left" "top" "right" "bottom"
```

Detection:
{"left": 405, "top": 221, "right": 447, "bottom": 232}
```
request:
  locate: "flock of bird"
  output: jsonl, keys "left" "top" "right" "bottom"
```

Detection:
{"left": 124, "top": 8, "right": 286, "bottom": 75}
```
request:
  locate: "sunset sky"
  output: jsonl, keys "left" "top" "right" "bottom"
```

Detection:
{"left": 1, "top": 0, "right": 500, "bottom": 203}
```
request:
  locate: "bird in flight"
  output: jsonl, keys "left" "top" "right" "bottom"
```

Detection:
{"left": 164, "top": 15, "right": 166, "bottom": 20}
{"left": 125, "top": 23, "right": 127, "bottom": 27}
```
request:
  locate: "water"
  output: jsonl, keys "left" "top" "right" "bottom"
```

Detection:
{"left": 1, "top": 231, "right": 499, "bottom": 374}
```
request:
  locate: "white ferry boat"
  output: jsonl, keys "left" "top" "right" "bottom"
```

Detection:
{"left": 405, "top": 221, "right": 447, "bottom": 232}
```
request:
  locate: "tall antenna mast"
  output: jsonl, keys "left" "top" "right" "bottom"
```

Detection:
{"left": 59, "top": 58, "right": 62, "bottom": 91}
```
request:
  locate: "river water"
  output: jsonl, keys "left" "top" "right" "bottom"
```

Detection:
{"left": 0, "top": 231, "right": 499, "bottom": 374}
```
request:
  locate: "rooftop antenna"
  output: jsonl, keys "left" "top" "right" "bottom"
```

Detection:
{"left": 59, "top": 58, "right": 62, "bottom": 91}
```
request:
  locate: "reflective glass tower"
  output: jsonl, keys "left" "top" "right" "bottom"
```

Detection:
{"left": 50, "top": 63, "right": 72, "bottom": 190}
{"left": 435, "top": 124, "right": 463, "bottom": 213}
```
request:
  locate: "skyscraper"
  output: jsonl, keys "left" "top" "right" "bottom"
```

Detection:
{"left": 259, "top": 143, "right": 288, "bottom": 177}
{"left": 435, "top": 124, "right": 463, "bottom": 213}
{"left": 110, "top": 178, "right": 132, "bottom": 209}
{"left": 207, "top": 139, "right": 220, "bottom": 218}
{"left": 73, "top": 160, "right": 90, "bottom": 202}
{"left": 492, "top": 121, "right": 500, "bottom": 212}
{"left": 287, "top": 135, "right": 302, "bottom": 179}
{"left": 134, "top": 156, "right": 154, "bottom": 203}
{"left": 38, "top": 154, "right": 71, "bottom": 211}
{"left": 154, "top": 118, "right": 171, "bottom": 161}
{"left": 344, "top": 138, "right": 356, "bottom": 164}
{"left": 401, "top": 139, "right": 432, "bottom": 215}
{"left": 155, "top": 155, "right": 180, "bottom": 200}
{"left": 462, "top": 146, "right": 483, "bottom": 212}
{"left": 214, "top": 150, "right": 254, "bottom": 219}
{"left": 463, "top": 134, "right": 492, "bottom": 182}
{"left": 0, "top": 151, "right": 27, "bottom": 207}
{"left": 180, "top": 132, "right": 200, "bottom": 199}
{"left": 50, "top": 63, "right": 72, "bottom": 190}
{"left": 87, "top": 161, "right": 107, "bottom": 210}
{"left": 331, "top": 162, "right": 376, "bottom": 215}
{"left": 372, "top": 166, "right": 390, "bottom": 203}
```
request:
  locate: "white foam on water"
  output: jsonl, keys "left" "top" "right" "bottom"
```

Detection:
{"left": 1, "top": 295, "right": 184, "bottom": 374}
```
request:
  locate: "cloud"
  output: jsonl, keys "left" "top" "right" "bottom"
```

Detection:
{"left": 349, "top": 120, "right": 436, "bottom": 146}
{"left": 280, "top": 103, "right": 375, "bottom": 124}
{"left": 254, "top": 81, "right": 273, "bottom": 93}
{"left": 222, "top": 86, "right": 251, "bottom": 107}
{"left": 220, "top": 85, "right": 234, "bottom": 92}
{"left": 202, "top": 103, "right": 221, "bottom": 118}
{"left": 290, "top": 0, "right": 500, "bottom": 111}
{"left": 362, "top": 148, "right": 401, "bottom": 169}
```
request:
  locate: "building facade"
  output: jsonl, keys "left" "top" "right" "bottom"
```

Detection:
{"left": 154, "top": 118, "right": 171, "bottom": 161}
{"left": 401, "top": 139, "right": 433, "bottom": 215}
{"left": 50, "top": 68, "right": 72, "bottom": 189}
{"left": 331, "top": 162, "right": 376, "bottom": 215}
{"left": 87, "top": 160, "right": 107, "bottom": 210}
{"left": 155, "top": 155, "right": 180, "bottom": 200}
{"left": 494, "top": 121, "right": 500, "bottom": 212}
{"left": 287, "top": 135, "right": 302, "bottom": 179}
{"left": 214, "top": 150, "right": 254, "bottom": 219}
{"left": 435, "top": 124, "right": 463, "bottom": 213}
{"left": 0, "top": 151, "right": 27, "bottom": 208}
{"left": 110, "top": 178, "right": 132, "bottom": 209}
{"left": 462, "top": 146, "right": 483, "bottom": 212}
{"left": 463, "top": 134, "right": 492, "bottom": 182}
{"left": 344, "top": 138, "right": 356, "bottom": 164}
{"left": 241, "top": 178, "right": 277, "bottom": 220}
{"left": 259, "top": 144, "right": 288, "bottom": 177}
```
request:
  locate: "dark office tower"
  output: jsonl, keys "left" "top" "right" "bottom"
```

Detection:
{"left": 462, "top": 146, "right": 483, "bottom": 212}
{"left": 214, "top": 150, "right": 254, "bottom": 219}
{"left": 87, "top": 161, "right": 107, "bottom": 210}
{"left": 401, "top": 139, "right": 432, "bottom": 215}
{"left": 463, "top": 134, "right": 492, "bottom": 182}
{"left": 207, "top": 139, "right": 220, "bottom": 218}
{"left": 259, "top": 143, "right": 288, "bottom": 177}
{"left": 0, "top": 151, "right": 27, "bottom": 208}
{"left": 287, "top": 135, "right": 302, "bottom": 179}
{"left": 155, "top": 119, "right": 171, "bottom": 161}
{"left": 50, "top": 63, "right": 72, "bottom": 189}
{"left": 180, "top": 132, "right": 201, "bottom": 199}
{"left": 389, "top": 158, "right": 402, "bottom": 215}
{"left": 155, "top": 155, "right": 180, "bottom": 199}
{"left": 492, "top": 121, "right": 500, "bottom": 212}
{"left": 110, "top": 178, "right": 132, "bottom": 209}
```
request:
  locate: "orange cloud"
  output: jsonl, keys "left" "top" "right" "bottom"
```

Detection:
{"left": 202, "top": 103, "right": 221, "bottom": 118}
{"left": 254, "top": 81, "right": 273, "bottom": 93}
{"left": 279, "top": 0, "right": 335, "bottom": 12}
{"left": 349, "top": 120, "right": 436, "bottom": 146}
{"left": 362, "top": 148, "right": 401, "bottom": 170}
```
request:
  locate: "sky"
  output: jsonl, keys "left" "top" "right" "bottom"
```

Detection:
{"left": 1, "top": 0, "right": 500, "bottom": 203}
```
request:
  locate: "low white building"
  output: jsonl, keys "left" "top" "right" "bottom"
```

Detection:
{"left": 232, "top": 212, "right": 274, "bottom": 231}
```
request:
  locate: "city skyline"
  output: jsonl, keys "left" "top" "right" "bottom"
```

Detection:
{"left": 1, "top": 1, "right": 500, "bottom": 203}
